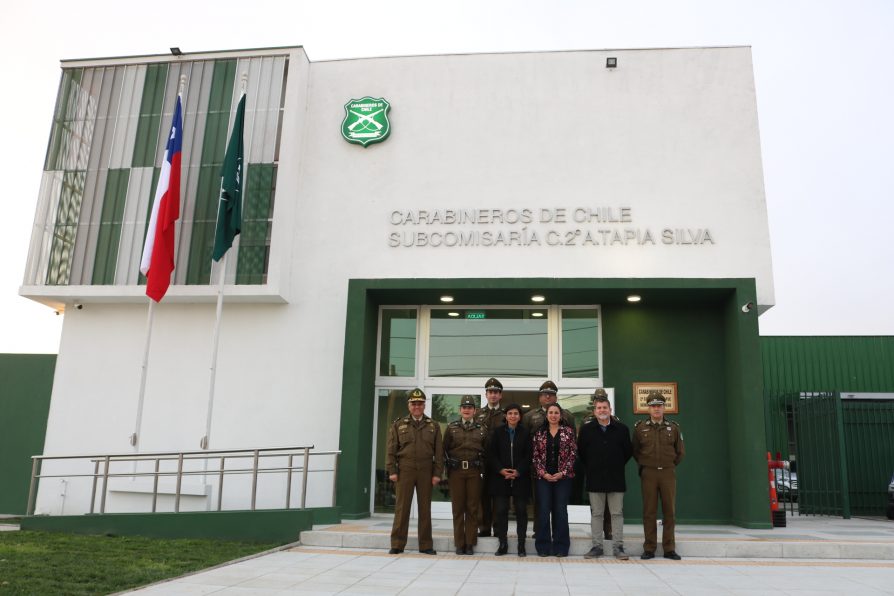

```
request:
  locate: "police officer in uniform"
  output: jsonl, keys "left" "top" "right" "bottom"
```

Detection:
{"left": 475, "top": 377, "right": 505, "bottom": 537}
{"left": 445, "top": 395, "right": 488, "bottom": 554}
{"left": 632, "top": 391, "right": 685, "bottom": 560}
{"left": 522, "top": 380, "right": 575, "bottom": 434}
{"left": 386, "top": 388, "right": 443, "bottom": 555}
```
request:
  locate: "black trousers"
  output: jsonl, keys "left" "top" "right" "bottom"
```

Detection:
{"left": 493, "top": 495, "right": 529, "bottom": 541}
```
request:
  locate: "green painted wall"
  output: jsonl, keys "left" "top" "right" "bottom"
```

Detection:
{"left": 337, "top": 278, "right": 770, "bottom": 527}
{"left": 0, "top": 354, "right": 56, "bottom": 514}
{"left": 21, "top": 507, "right": 340, "bottom": 543}
{"left": 762, "top": 336, "right": 894, "bottom": 393}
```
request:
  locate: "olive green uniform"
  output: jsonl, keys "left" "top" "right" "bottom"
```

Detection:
{"left": 474, "top": 406, "right": 505, "bottom": 535}
{"left": 632, "top": 418, "right": 685, "bottom": 554}
{"left": 444, "top": 419, "right": 488, "bottom": 549}
{"left": 386, "top": 415, "right": 444, "bottom": 551}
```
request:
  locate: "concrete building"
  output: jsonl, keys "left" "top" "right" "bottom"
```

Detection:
{"left": 21, "top": 45, "right": 773, "bottom": 528}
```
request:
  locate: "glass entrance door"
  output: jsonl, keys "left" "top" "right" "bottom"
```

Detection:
{"left": 371, "top": 388, "right": 484, "bottom": 520}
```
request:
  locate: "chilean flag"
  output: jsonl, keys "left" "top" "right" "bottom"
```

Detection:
{"left": 140, "top": 95, "right": 183, "bottom": 302}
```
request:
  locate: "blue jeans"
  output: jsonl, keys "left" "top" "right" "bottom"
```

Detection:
{"left": 535, "top": 477, "right": 572, "bottom": 556}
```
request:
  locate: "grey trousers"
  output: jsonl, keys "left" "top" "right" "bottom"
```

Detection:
{"left": 589, "top": 492, "right": 624, "bottom": 549}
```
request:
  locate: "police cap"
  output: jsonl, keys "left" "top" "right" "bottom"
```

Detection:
{"left": 407, "top": 388, "right": 427, "bottom": 403}
{"left": 592, "top": 388, "right": 608, "bottom": 402}
{"left": 484, "top": 377, "right": 503, "bottom": 392}
{"left": 538, "top": 380, "right": 558, "bottom": 395}
{"left": 646, "top": 391, "right": 666, "bottom": 406}
{"left": 460, "top": 395, "right": 478, "bottom": 408}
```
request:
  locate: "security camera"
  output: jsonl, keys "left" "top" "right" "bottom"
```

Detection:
{"left": 74, "top": 304, "right": 83, "bottom": 310}
{"left": 741, "top": 302, "right": 754, "bottom": 313}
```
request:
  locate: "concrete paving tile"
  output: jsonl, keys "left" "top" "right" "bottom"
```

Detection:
{"left": 569, "top": 588, "right": 624, "bottom": 596}
{"left": 236, "top": 576, "right": 303, "bottom": 589}
{"left": 339, "top": 587, "right": 406, "bottom": 595}
{"left": 456, "top": 586, "right": 515, "bottom": 596}
{"left": 513, "top": 585, "right": 570, "bottom": 595}
{"left": 178, "top": 571, "right": 263, "bottom": 587}
{"left": 214, "top": 588, "right": 282, "bottom": 595}
{"left": 350, "top": 577, "right": 414, "bottom": 588}
{"left": 398, "top": 587, "right": 459, "bottom": 596}
{"left": 129, "top": 583, "right": 223, "bottom": 594}
{"left": 274, "top": 588, "right": 341, "bottom": 596}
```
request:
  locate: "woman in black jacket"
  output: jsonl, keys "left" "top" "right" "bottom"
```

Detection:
{"left": 487, "top": 403, "right": 531, "bottom": 557}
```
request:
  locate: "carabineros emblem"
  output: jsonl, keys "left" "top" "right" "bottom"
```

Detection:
{"left": 342, "top": 97, "right": 391, "bottom": 147}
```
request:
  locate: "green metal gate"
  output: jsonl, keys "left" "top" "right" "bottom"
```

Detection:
{"left": 842, "top": 400, "right": 894, "bottom": 515}
{"left": 765, "top": 390, "right": 894, "bottom": 517}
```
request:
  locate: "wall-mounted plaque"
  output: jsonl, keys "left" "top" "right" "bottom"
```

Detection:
{"left": 632, "top": 382, "right": 678, "bottom": 414}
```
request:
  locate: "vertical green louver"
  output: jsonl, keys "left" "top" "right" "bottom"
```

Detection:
{"left": 236, "top": 164, "right": 276, "bottom": 285}
{"left": 46, "top": 171, "right": 86, "bottom": 285}
{"left": 186, "top": 59, "right": 237, "bottom": 285}
{"left": 92, "top": 169, "right": 130, "bottom": 284}
{"left": 45, "top": 69, "right": 83, "bottom": 172}
{"left": 132, "top": 64, "right": 169, "bottom": 168}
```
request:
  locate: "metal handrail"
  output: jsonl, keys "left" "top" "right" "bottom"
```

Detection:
{"left": 26, "top": 446, "right": 341, "bottom": 516}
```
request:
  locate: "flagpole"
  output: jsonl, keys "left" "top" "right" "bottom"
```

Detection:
{"left": 132, "top": 74, "right": 187, "bottom": 451}
{"left": 130, "top": 300, "right": 155, "bottom": 448}
{"left": 201, "top": 73, "right": 247, "bottom": 451}
{"left": 201, "top": 251, "right": 228, "bottom": 450}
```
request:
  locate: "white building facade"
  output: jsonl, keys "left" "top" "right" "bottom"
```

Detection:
{"left": 22, "top": 46, "right": 775, "bottom": 527}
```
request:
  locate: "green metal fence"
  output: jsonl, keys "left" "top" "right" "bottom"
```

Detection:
{"left": 765, "top": 390, "right": 894, "bottom": 517}
{"left": 843, "top": 400, "right": 894, "bottom": 515}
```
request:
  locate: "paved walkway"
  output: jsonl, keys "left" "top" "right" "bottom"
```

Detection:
{"left": 128, "top": 516, "right": 894, "bottom": 595}
{"left": 299, "top": 514, "right": 894, "bottom": 559}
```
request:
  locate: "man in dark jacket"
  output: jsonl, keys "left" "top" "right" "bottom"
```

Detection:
{"left": 577, "top": 393, "right": 632, "bottom": 559}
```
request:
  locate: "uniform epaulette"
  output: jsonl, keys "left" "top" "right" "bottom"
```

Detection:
{"left": 668, "top": 419, "right": 679, "bottom": 426}
{"left": 634, "top": 419, "right": 645, "bottom": 427}
{"left": 395, "top": 416, "right": 407, "bottom": 424}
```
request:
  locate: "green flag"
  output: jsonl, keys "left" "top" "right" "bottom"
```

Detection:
{"left": 212, "top": 93, "right": 245, "bottom": 261}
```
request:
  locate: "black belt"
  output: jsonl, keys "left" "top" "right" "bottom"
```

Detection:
{"left": 447, "top": 458, "right": 481, "bottom": 470}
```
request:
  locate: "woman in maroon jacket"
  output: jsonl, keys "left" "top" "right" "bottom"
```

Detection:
{"left": 487, "top": 403, "right": 531, "bottom": 556}
{"left": 531, "top": 403, "right": 577, "bottom": 557}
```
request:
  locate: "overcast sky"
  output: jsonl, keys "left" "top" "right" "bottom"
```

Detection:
{"left": 2, "top": 0, "right": 892, "bottom": 353}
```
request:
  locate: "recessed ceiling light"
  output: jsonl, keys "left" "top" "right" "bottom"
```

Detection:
{"left": 531, "top": 295, "right": 545, "bottom": 303}
{"left": 440, "top": 295, "right": 454, "bottom": 303}
{"left": 627, "top": 295, "right": 642, "bottom": 303}
{"left": 448, "top": 312, "right": 460, "bottom": 317}
{"left": 531, "top": 312, "right": 544, "bottom": 318}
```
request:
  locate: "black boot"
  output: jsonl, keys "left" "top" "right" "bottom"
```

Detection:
{"left": 495, "top": 538, "right": 508, "bottom": 556}
{"left": 517, "top": 540, "right": 527, "bottom": 557}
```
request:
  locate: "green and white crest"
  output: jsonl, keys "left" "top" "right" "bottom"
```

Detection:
{"left": 342, "top": 97, "right": 391, "bottom": 147}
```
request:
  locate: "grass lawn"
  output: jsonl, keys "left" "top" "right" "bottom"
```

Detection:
{"left": 0, "top": 530, "right": 279, "bottom": 595}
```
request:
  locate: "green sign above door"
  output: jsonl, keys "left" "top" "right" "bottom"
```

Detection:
{"left": 342, "top": 97, "right": 391, "bottom": 147}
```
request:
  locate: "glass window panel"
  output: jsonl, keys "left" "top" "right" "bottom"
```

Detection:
{"left": 561, "top": 309, "right": 599, "bottom": 378}
{"left": 186, "top": 59, "right": 237, "bottom": 285}
{"left": 428, "top": 309, "right": 548, "bottom": 377}
{"left": 373, "top": 388, "right": 406, "bottom": 514}
{"left": 46, "top": 170, "right": 86, "bottom": 285}
{"left": 132, "top": 63, "right": 169, "bottom": 167}
{"left": 379, "top": 309, "right": 417, "bottom": 377}
{"left": 92, "top": 169, "right": 130, "bottom": 284}
{"left": 236, "top": 164, "right": 276, "bottom": 285}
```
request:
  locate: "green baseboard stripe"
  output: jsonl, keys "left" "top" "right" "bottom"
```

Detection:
{"left": 20, "top": 507, "right": 340, "bottom": 543}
